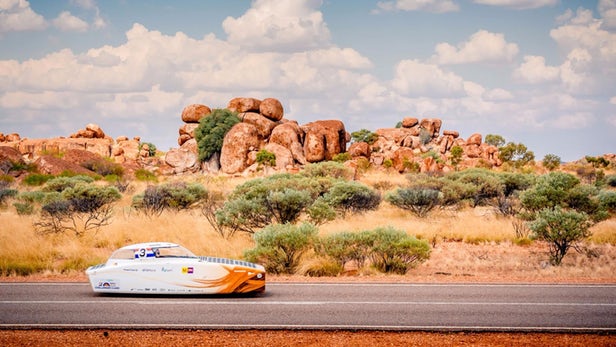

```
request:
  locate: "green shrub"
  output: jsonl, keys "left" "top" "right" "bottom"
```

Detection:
{"left": 366, "top": 227, "right": 431, "bottom": 274}
{"left": 244, "top": 223, "right": 318, "bottom": 274}
{"left": 598, "top": 190, "right": 616, "bottom": 213}
{"left": 301, "top": 161, "right": 353, "bottom": 180}
{"left": 419, "top": 128, "right": 431, "bottom": 145}
{"left": 449, "top": 145, "right": 463, "bottom": 168}
{"left": 351, "top": 129, "right": 379, "bottom": 144}
{"left": 23, "top": 173, "right": 54, "bottom": 186}
{"left": 133, "top": 182, "right": 207, "bottom": 216}
{"left": 529, "top": 207, "right": 593, "bottom": 265}
{"left": 13, "top": 202, "right": 34, "bottom": 215}
{"left": 606, "top": 175, "right": 616, "bottom": 187}
{"left": 332, "top": 152, "right": 352, "bottom": 163}
{"left": 484, "top": 134, "right": 505, "bottom": 148}
{"left": 139, "top": 142, "right": 157, "bottom": 157}
{"left": 82, "top": 159, "right": 124, "bottom": 177}
{"left": 498, "top": 142, "right": 535, "bottom": 168}
{"left": 134, "top": 169, "right": 157, "bottom": 182}
{"left": 0, "top": 188, "right": 18, "bottom": 205}
{"left": 385, "top": 187, "right": 440, "bottom": 218}
{"left": 194, "top": 108, "right": 240, "bottom": 162}
{"left": 255, "top": 149, "right": 276, "bottom": 167}
{"left": 17, "top": 191, "right": 46, "bottom": 203}
{"left": 542, "top": 154, "right": 561, "bottom": 171}
{"left": 316, "top": 232, "right": 372, "bottom": 269}
{"left": 319, "top": 181, "right": 381, "bottom": 216}
{"left": 43, "top": 175, "right": 94, "bottom": 193}
{"left": 443, "top": 169, "right": 503, "bottom": 207}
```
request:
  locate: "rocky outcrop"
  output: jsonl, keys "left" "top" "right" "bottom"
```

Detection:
{"left": 301, "top": 120, "right": 348, "bottom": 163}
{"left": 181, "top": 104, "right": 211, "bottom": 123}
{"left": 0, "top": 146, "right": 25, "bottom": 175}
{"left": 220, "top": 123, "right": 261, "bottom": 174}
{"left": 259, "top": 98, "right": 284, "bottom": 121}
{"left": 34, "top": 155, "right": 95, "bottom": 176}
{"left": 227, "top": 97, "right": 261, "bottom": 113}
{"left": 70, "top": 123, "right": 107, "bottom": 139}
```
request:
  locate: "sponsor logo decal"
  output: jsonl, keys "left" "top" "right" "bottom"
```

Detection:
{"left": 95, "top": 280, "right": 119, "bottom": 290}
{"left": 182, "top": 266, "right": 194, "bottom": 274}
{"left": 161, "top": 267, "right": 173, "bottom": 272}
{"left": 142, "top": 268, "right": 156, "bottom": 272}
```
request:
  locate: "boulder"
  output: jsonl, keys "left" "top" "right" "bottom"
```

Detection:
{"left": 391, "top": 147, "right": 416, "bottom": 173}
{"left": 62, "top": 149, "right": 105, "bottom": 167}
{"left": 348, "top": 142, "right": 370, "bottom": 158}
{"left": 220, "top": 123, "right": 261, "bottom": 174}
{"left": 164, "top": 147, "right": 199, "bottom": 174}
{"left": 467, "top": 133, "right": 482, "bottom": 146}
{"left": 4, "top": 133, "right": 20, "bottom": 142}
{"left": 443, "top": 130, "right": 459, "bottom": 138}
{"left": 420, "top": 118, "right": 442, "bottom": 138}
{"left": 240, "top": 112, "right": 278, "bottom": 139}
{"left": 227, "top": 97, "right": 261, "bottom": 113}
{"left": 259, "top": 98, "right": 284, "bottom": 121}
{"left": 301, "top": 120, "right": 347, "bottom": 163}
{"left": 264, "top": 142, "right": 294, "bottom": 171}
{"left": 86, "top": 123, "right": 105, "bottom": 139}
{"left": 375, "top": 128, "right": 416, "bottom": 145}
{"left": 179, "top": 123, "right": 199, "bottom": 138}
{"left": 401, "top": 117, "right": 419, "bottom": 128}
{"left": 181, "top": 104, "right": 211, "bottom": 123}
{"left": 0, "top": 146, "right": 25, "bottom": 174}
{"left": 34, "top": 155, "right": 94, "bottom": 176}
{"left": 269, "top": 122, "right": 306, "bottom": 165}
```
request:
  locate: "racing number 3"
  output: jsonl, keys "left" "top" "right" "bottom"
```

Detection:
{"left": 139, "top": 248, "right": 146, "bottom": 258}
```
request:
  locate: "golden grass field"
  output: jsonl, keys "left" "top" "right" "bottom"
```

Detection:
{"left": 0, "top": 171, "right": 615, "bottom": 283}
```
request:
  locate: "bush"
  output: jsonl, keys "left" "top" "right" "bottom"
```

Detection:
{"left": 351, "top": 129, "right": 379, "bottom": 144}
{"left": 82, "top": 159, "right": 124, "bottom": 177}
{"left": 316, "top": 232, "right": 372, "bottom": 269}
{"left": 385, "top": 187, "right": 440, "bottom": 218}
{"left": 43, "top": 175, "right": 94, "bottom": 192}
{"left": 194, "top": 108, "right": 240, "bottom": 162}
{"left": 244, "top": 223, "right": 318, "bottom": 274}
{"left": 498, "top": 142, "right": 535, "bottom": 168}
{"left": 134, "top": 169, "right": 157, "bottom": 182}
{"left": 301, "top": 161, "right": 354, "bottom": 180}
{"left": 332, "top": 152, "right": 352, "bottom": 163}
{"left": 13, "top": 202, "right": 34, "bottom": 215}
{"left": 0, "top": 188, "right": 18, "bottom": 205}
{"left": 35, "top": 184, "right": 121, "bottom": 236}
{"left": 255, "top": 149, "right": 276, "bottom": 167}
{"left": 598, "top": 190, "right": 616, "bottom": 213}
{"left": 529, "top": 207, "right": 593, "bottom": 265}
{"left": 606, "top": 175, "right": 616, "bottom": 187}
{"left": 443, "top": 169, "right": 503, "bottom": 207}
{"left": 23, "top": 173, "right": 54, "bottom": 186}
{"left": 484, "top": 134, "right": 505, "bottom": 148}
{"left": 542, "top": 154, "right": 561, "bottom": 171}
{"left": 133, "top": 182, "right": 207, "bottom": 216}
{"left": 319, "top": 181, "right": 381, "bottom": 216}
{"left": 139, "top": 142, "right": 157, "bottom": 157}
{"left": 366, "top": 227, "right": 431, "bottom": 274}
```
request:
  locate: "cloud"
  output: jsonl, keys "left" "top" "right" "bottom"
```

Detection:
{"left": 0, "top": 0, "right": 47, "bottom": 33}
{"left": 472, "top": 0, "right": 557, "bottom": 10}
{"left": 374, "top": 0, "right": 459, "bottom": 13}
{"left": 513, "top": 55, "right": 560, "bottom": 84}
{"left": 550, "top": 8, "right": 616, "bottom": 94}
{"left": 222, "top": 0, "right": 330, "bottom": 52}
{"left": 391, "top": 60, "right": 466, "bottom": 97}
{"left": 431, "top": 30, "right": 519, "bottom": 65}
{"left": 599, "top": 0, "right": 616, "bottom": 31}
{"left": 52, "top": 11, "right": 89, "bottom": 32}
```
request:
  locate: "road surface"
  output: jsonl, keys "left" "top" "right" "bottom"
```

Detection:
{"left": 1, "top": 282, "right": 615, "bottom": 332}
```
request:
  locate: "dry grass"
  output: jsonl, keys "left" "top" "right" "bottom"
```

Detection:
{"left": 0, "top": 169, "right": 615, "bottom": 282}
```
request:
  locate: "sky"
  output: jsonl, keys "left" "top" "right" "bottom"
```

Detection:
{"left": 0, "top": 0, "right": 615, "bottom": 162}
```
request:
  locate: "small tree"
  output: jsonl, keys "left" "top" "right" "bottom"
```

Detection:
{"left": 385, "top": 187, "right": 440, "bottom": 218}
{"left": 499, "top": 142, "right": 535, "bottom": 169}
{"left": 319, "top": 181, "right": 381, "bottom": 216}
{"left": 529, "top": 207, "right": 593, "bottom": 265}
{"left": 542, "top": 154, "right": 561, "bottom": 171}
{"left": 449, "top": 145, "right": 463, "bottom": 169}
{"left": 194, "top": 108, "right": 241, "bottom": 162}
{"left": 351, "top": 129, "right": 379, "bottom": 144}
{"left": 244, "top": 223, "right": 318, "bottom": 274}
{"left": 367, "top": 227, "right": 431, "bottom": 274}
{"left": 256, "top": 149, "right": 276, "bottom": 168}
{"left": 484, "top": 134, "right": 505, "bottom": 148}
{"left": 35, "top": 184, "right": 121, "bottom": 236}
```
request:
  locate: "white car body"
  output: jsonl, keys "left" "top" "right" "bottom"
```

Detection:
{"left": 85, "top": 242, "right": 265, "bottom": 295}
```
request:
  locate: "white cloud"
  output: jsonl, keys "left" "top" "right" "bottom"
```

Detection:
{"left": 0, "top": 0, "right": 47, "bottom": 33}
{"left": 374, "top": 0, "right": 459, "bottom": 13}
{"left": 513, "top": 55, "right": 560, "bottom": 84}
{"left": 473, "top": 0, "right": 557, "bottom": 10}
{"left": 222, "top": 0, "right": 330, "bottom": 52}
{"left": 599, "top": 0, "right": 616, "bottom": 30}
{"left": 391, "top": 60, "right": 466, "bottom": 97}
{"left": 52, "top": 11, "right": 88, "bottom": 32}
{"left": 431, "top": 30, "right": 519, "bottom": 65}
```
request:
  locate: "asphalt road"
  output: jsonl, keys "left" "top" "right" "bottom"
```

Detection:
{"left": 1, "top": 282, "right": 615, "bottom": 332}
